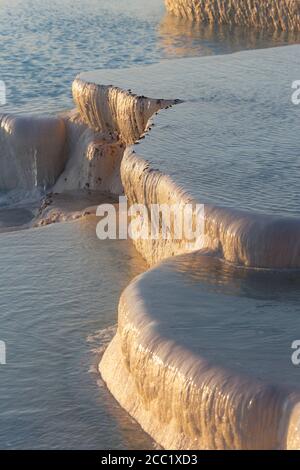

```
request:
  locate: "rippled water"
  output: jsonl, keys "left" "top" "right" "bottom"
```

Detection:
{"left": 1, "top": 0, "right": 300, "bottom": 114}
{"left": 138, "top": 252, "right": 300, "bottom": 389}
{"left": 0, "top": 0, "right": 164, "bottom": 113}
{"left": 99, "top": 45, "right": 300, "bottom": 217}
{"left": 0, "top": 217, "right": 155, "bottom": 449}
{"left": 1, "top": 0, "right": 300, "bottom": 450}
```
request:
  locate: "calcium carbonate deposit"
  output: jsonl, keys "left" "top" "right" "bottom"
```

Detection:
{"left": 72, "top": 46, "right": 300, "bottom": 449}
{"left": 0, "top": 3, "right": 300, "bottom": 449}
{"left": 165, "top": 0, "right": 300, "bottom": 31}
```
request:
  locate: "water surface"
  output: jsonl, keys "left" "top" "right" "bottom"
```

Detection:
{"left": 0, "top": 0, "right": 299, "bottom": 450}
{"left": 138, "top": 252, "right": 300, "bottom": 388}
{"left": 1, "top": 0, "right": 299, "bottom": 114}
{"left": 93, "top": 46, "right": 300, "bottom": 217}
{"left": 0, "top": 217, "right": 153, "bottom": 449}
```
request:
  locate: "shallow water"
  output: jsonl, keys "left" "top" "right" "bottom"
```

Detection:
{"left": 0, "top": 207, "right": 33, "bottom": 230}
{"left": 138, "top": 252, "right": 300, "bottom": 389}
{"left": 0, "top": 217, "right": 154, "bottom": 449}
{"left": 1, "top": 0, "right": 300, "bottom": 114}
{"left": 147, "top": 46, "right": 300, "bottom": 217}
{"left": 93, "top": 45, "right": 300, "bottom": 217}
{"left": 0, "top": 0, "right": 300, "bottom": 450}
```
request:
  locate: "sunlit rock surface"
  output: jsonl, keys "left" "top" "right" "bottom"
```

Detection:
{"left": 0, "top": 114, "right": 66, "bottom": 191}
{"left": 55, "top": 81, "right": 174, "bottom": 196}
{"left": 79, "top": 46, "right": 300, "bottom": 268}
{"left": 53, "top": 110, "right": 125, "bottom": 194}
{"left": 158, "top": 13, "right": 300, "bottom": 57}
{"left": 72, "top": 46, "right": 300, "bottom": 449}
{"left": 34, "top": 191, "right": 117, "bottom": 227}
{"left": 101, "top": 252, "right": 300, "bottom": 449}
{"left": 72, "top": 78, "right": 174, "bottom": 144}
{"left": 2, "top": 44, "right": 300, "bottom": 449}
{"left": 165, "top": 0, "right": 300, "bottom": 31}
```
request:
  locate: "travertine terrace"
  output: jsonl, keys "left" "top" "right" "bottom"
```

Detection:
{"left": 165, "top": 0, "right": 300, "bottom": 31}
{"left": 74, "top": 47, "right": 300, "bottom": 449}
{"left": 1, "top": 46, "right": 300, "bottom": 449}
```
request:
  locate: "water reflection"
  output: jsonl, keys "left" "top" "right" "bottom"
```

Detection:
{"left": 158, "top": 14, "right": 300, "bottom": 58}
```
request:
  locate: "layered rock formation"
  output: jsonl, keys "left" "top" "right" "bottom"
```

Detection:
{"left": 53, "top": 81, "right": 175, "bottom": 194}
{"left": 2, "top": 47, "right": 300, "bottom": 449}
{"left": 77, "top": 49, "right": 300, "bottom": 269}
{"left": 100, "top": 255, "right": 300, "bottom": 449}
{"left": 53, "top": 109, "right": 125, "bottom": 195}
{"left": 0, "top": 114, "right": 66, "bottom": 191}
{"left": 68, "top": 58, "right": 299, "bottom": 448}
{"left": 165, "top": 0, "right": 300, "bottom": 31}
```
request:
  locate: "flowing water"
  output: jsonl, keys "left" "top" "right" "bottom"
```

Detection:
{"left": 0, "top": 0, "right": 300, "bottom": 450}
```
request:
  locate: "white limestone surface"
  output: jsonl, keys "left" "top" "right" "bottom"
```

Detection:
{"left": 100, "top": 252, "right": 300, "bottom": 449}
{"left": 75, "top": 47, "right": 300, "bottom": 449}
{"left": 78, "top": 46, "right": 300, "bottom": 268}
{"left": 0, "top": 114, "right": 66, "bottom": 191}
{"left": 2, "top": 45, "right": 299, "bottom": 449}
